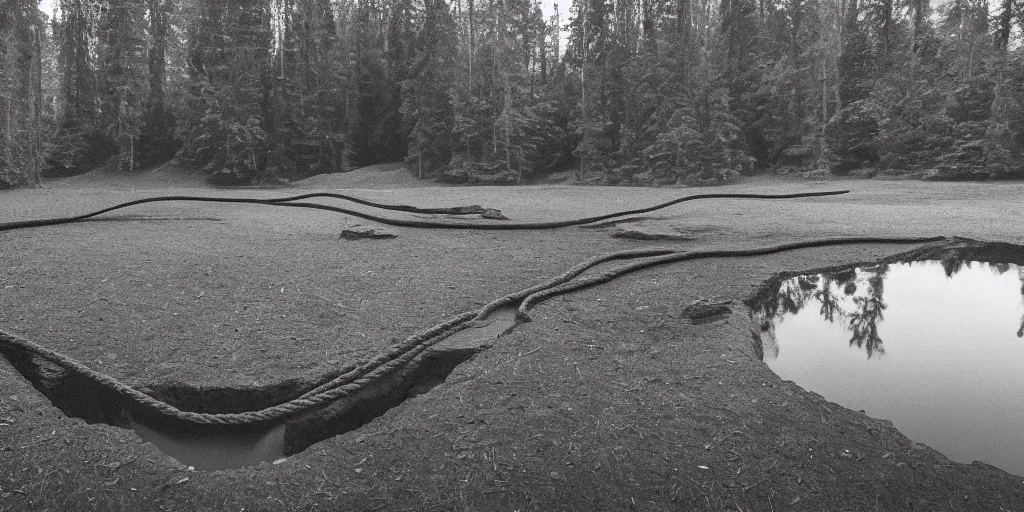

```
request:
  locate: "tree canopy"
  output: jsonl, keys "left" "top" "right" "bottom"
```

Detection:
{"left": 2, "top": 0, "right": 1023, "bottom": 187}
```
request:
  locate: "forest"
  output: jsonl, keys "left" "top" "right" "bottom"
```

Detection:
{"left": 1, "top": 0, "right": 1022, "bottom": 188}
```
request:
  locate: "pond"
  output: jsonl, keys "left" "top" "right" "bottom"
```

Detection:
{"left": 751, "top": 259, "right": 1024, "bottom": 476}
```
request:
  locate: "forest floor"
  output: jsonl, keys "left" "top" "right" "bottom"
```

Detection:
{"left": 3, "top": 162, "right": 1024, "bottom": 511}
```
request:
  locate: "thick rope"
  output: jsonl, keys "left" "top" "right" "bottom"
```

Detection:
{"left": 0, "top": 190, "right": 850, "bottom": 232}
{"left": 0, "top": 235, "right": 950, "bottom": 426}
{"left": 0, "top": 192, "right": 493, "bottom": 232}
{"left": 516, "top": 236, "right": 949, "bottom": 317}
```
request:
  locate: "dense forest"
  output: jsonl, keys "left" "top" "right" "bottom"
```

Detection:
{"left": 1, "top": 0, "right": 1023, "bottom": 188}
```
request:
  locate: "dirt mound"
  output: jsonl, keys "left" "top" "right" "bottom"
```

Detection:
{"left": 295, "top": 163, "right": 434, "bottom": 189}
{"left": 45, "top": 161, "right": 207, "bottom": 190}
{"left": 44, "top": 161, "right": 428, "bottom": 191}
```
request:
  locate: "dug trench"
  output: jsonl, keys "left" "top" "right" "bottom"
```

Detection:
{"left": 0, "top": 307, "right": 519, "bottom": 471}
{"left": 8, "top": 234, "right": 1024, "bottom": 510}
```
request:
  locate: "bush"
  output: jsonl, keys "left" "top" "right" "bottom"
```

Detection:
{"left": 42, "top": 128, "right": 117, "bottom": 178}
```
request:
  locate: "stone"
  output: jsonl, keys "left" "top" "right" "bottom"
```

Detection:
{"left": 682, "top": 299, "right": 732, "bottom": 324}
{"left": 339, "top": 224, "right": 397, "bottom": 240}
{"left": 480, "top": 209, "right": 509, "bottom": 220}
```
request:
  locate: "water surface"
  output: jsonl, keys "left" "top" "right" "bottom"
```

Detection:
{"left": 752, "top": 260, "right": 1024, "bottom": 475}
{"left": 130, "top": 418, "right": 285, "bottom": 470}
{"left": 124, "top": 308, "right": 519, "bottom": 470}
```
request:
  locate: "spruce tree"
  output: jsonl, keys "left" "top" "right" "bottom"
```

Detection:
{"left": 825, "top": 0, "right": 878, "bottom": 172}
{"left": 99, "top": 0, "right": 149, "bottom": 172}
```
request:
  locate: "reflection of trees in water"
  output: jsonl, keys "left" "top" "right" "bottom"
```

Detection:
{"left": 847, "top": 270, "right": 887, "bottom": 356}
{"left": 941, "top": 258, "right": 965, "bottom": 278}
{"left": 946, "top": 260, "right": 1024, "bottom": 339}
{"left": 944, "top": 259, "right": 1013, "bottom": 279}
{"left": 1019, "top": 269, "right": 1024, "bottom": 338}
{"left": 753, "top": 260, "right": 1024, "bottom": 358}
{"left": 753, "top": 275, "right": 821, "bottom": 359}
{"left": 817, "top": 275, "right": 841, "bottom": 322}
{"left": 751, "top": 264, "right": 890, "bottom": 359}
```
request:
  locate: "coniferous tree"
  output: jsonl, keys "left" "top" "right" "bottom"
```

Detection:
{"left": 825, "top": 0, "right": 878, "bottom": 172}
{"left": 720, "top": 0, "right": 767, "bottom": 167}
{"left": 0, "top": 1, "right": 47, "bottom": 187}
{"left": 3, "top": 0, "right": 1024, "bottom": 189}
{"left": 137, "top": 0, "right": 180, "bottom": 168}
{"left": 99, "top": 0, "right": 150, "bottom": 171}
{"left": 269, "top": 0, "right": 353, "bottom": 180}
{"left": 178, "top": 0, "right": 273, "bottom": 185}
{"left": 401, "top": 0, "right": 457, "bottom": 178}
{"left": 47, "top": 0, "right": 115, "bottom": 177}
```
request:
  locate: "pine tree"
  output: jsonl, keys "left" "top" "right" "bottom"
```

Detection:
{"left": 401, "top": 0, "right": 458, "bottom": 178}
{"left": 56, "top": 0, "right": 96, "bottom": 131}
{"left": 99, "top": 0, "right": 150, "bottom": 172}
{"left": 268, "top": 0, "right": 354, "bottom": 180}
{"left": 565, "top": 0, "right": 612, "bottom": 180}
{"left": 137, "top": 0, "right": 180, "bottom": 168}
{"left": 0, "top": 0, "right": 47, "bottom": 187}
{"left": 825, "top": 0, "right": 878, "bottom": 172}
{"left": 719, "top": 0, "right": 767, "bottom": 167}
{"left": 47, "top": 0, "right": 116, "bottom": 177}
{"left": 179, "top": 0, "right": 273, "bottom": 185}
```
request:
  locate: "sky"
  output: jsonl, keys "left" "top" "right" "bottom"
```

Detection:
{"left": 539, "top": 0, "right": 562, "bottom": 21}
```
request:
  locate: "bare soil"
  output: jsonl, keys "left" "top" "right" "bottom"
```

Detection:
{"left": 2, "top": 164, "right": 1024, "bottom": 511}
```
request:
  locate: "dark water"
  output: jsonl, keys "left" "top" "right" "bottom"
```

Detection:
{"left": 124, "top": 308, "right": 518, "bottom": 470}
{"left": 752, "top": 260, "right": 1024, "bottom": 475}
{"left": 130, "top": 419, "right": 286, "bottom": 470}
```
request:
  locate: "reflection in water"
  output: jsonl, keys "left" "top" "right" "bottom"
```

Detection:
{"left": 751, "top": 259, "right": 1024, "bottom": 476}
{"left": 1018, "top": 268, "right": 1024, "bottom": 338}
{"left": 754, "top": 263, "right": 892, "bottom": 359}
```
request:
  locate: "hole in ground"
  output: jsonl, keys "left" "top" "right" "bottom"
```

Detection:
{"left": 748, "top": 240, "right": 1024, "bottom": 476}
{"left": 0, "top": 307, "right": 519, "bottom": 470}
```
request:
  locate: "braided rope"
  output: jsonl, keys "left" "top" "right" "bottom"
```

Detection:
{"left": 0, "top": 235, "right": 950, "bottom": 426}
{"left": 516, "top": 236, "right": 950, "bottom": 317}
{"left": 0, "top": 190, "right": 850, "bottom": 232}
{"left": 4, "top": 188, "right": 947, "bottom": 428}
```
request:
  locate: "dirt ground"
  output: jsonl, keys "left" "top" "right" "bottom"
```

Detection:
{"left": 3, "top": 163, "right": 1024, "bottom": 511}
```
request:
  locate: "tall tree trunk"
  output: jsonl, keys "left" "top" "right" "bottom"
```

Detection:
{"left": 911, "top": 0, "right": 928, "bottom": 53}
{"left": 579, "top": 0, "right": 587, "bottom": 180}
{"left": 789, "top": 0, "right": 803, "bottom": 141}
{"left": 468, "top": 0, "right": 474, "bottom": 86}
{"left": 678, "top": 0, "right": 691, "bottom": 80}
{"left": 148, "top": 0, "right": 168, "bottom": 116}
{"left": 995, "top": 0, "right": 1011, "bottom": 50}
{"left": 539, "top": 20, "right": 547, "bottom": 83}
{"left": 31, "top": 18, "right": 42, "bottom": 184}
{"left": 60, "top": 0, "right": 96, "bottom": 129}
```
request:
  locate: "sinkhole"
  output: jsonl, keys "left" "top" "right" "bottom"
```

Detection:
{"left": 0, "top": 307, "right": 519, "bottom": 471}
{"left": 750, "top": 253, "right": 1024, "bottom": 476}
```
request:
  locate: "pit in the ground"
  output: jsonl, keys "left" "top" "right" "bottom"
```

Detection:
{"left": 0, "top": 307, "right": 519, "bottom": 470}
{"left": 751, "top": 258, "right": 1024, "bottom": 475}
